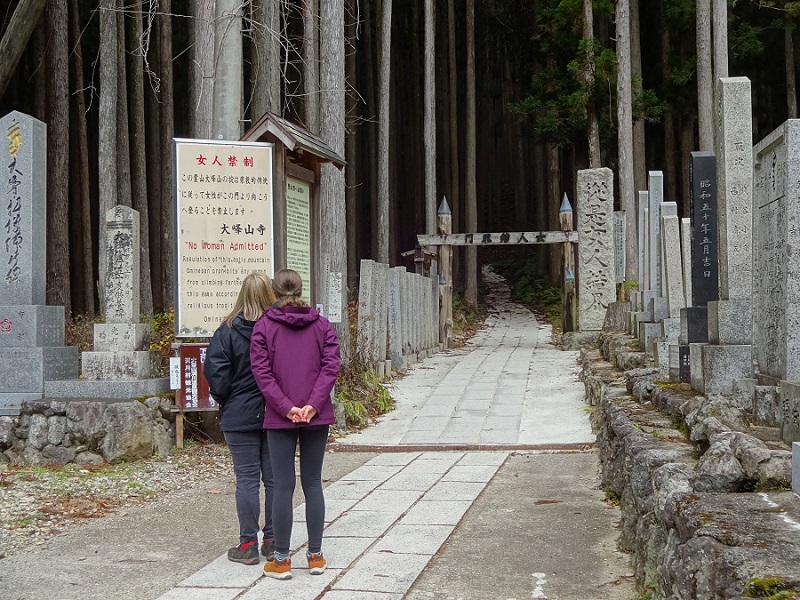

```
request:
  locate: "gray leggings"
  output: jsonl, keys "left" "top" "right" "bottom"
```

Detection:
{"left": 267, "top": 425, "right": 329, "bottom": 555}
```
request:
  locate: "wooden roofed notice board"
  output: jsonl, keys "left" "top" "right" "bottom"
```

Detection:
{"left": 174, "top": 139, "right": 275, "bottom": 337}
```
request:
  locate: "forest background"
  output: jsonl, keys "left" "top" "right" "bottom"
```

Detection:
{"left": 0, "top": 0, "right": 797, "bottom": 340}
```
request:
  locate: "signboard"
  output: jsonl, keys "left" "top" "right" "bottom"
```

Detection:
{"left": 327, "top": 272, "right": 343, "bottom": 323}
{"left": 174, "top": 139, "right": 275, "bottom": 337}
{"left": 286, "top": 177, "right": 312, "bottom": 302}
{"left": 176, "top": 343, "right": 216, "bottom": 411}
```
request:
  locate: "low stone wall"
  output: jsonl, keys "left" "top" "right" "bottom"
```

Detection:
{"left": 584, "top": 332, "right": 800, "bottom": 599}
{"left": 0, "top": 397, "right": 175, "bottom": 466}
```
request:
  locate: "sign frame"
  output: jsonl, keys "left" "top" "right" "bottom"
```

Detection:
{"left": 173, "top": 138, "right": 275, "bottom": 338}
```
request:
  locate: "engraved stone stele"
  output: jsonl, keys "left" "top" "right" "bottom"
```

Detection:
{"left": 388, "top": 266, "right": 405, "bottom": 371}
{"left": 357, "top": 259, "right": 377, "bottom": 363}
{"left": 691, "top": 77, "right": 754, "bottom": 396}
{"left": 79, "top": 207, "right": 162, "bottom": 381}
{"left": 613, "top": 211, "right": 626, "bottom": 285}
{"left": 637, "top": 191, "right": 648, "bottom": 291}
{"left": 648, "top": 171, "right": 664, "bottom": 293}
{"left": 576, "top": 168, "right": 616, "bottom": 331}
{"left": 752, "top": 119, "right": 800, "bottom": 384}
{"left": 661, "top": 212, "right": 685, "bottom": 318}
{"left": 0, "top": 111, "right": 78, "bottom": 414}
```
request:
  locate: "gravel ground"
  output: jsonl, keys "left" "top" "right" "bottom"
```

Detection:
{"left": 0, "top": 442, "right": 233, "bottom": 560}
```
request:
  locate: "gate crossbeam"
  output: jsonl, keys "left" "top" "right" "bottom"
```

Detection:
{"left": 417, "top": 231, "right": 578, "bottom": 246}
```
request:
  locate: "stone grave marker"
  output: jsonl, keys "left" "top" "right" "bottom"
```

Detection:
{"left": 613, "top": 211, "right": 626, "bottom": 284}
{"left": 81, "top": 206, "right": 160, "bottom": 380}
{"left": 0, "top": 111, "right": 78, "bottom": 413}
{"left": 648, "top": 171, "right": 664, "bottom": 293}
{"left": 691, "top": 77, "right": 754, "bottom": 395}
{"left": 576, "top": 168, "right": 616, "bottom": 331}
{"left": 752, "top": 119, "right": 800, "bottom": 384}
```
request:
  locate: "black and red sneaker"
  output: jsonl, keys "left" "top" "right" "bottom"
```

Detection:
{"left": 228, "top": 540, "right": 259, "bottom": 565}
{"left": 261, "top": 539, "right": 276, "bottom": 561}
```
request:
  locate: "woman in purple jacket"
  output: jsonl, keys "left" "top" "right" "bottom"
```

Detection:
{"left": 250, "top": 269, "right": 340, "bottom": 580}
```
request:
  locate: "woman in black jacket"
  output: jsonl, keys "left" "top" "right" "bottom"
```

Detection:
{"left": 204, "top": 272, "right": 277, "bottom": 565}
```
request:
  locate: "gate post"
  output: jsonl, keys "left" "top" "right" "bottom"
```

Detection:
{"left": 437, "top": 197, "right": 453, "bottom": 348}
{"left": 560, "top": 193, "right": 577, "bottom": 332}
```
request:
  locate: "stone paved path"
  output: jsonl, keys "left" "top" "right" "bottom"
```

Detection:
{"left": 155, "top": 268, "right": 605, "bottom": 600}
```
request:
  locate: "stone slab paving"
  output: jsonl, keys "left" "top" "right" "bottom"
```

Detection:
{"left": 152, "top": 269, "right": 596, "bottom": 599}
{"left": 339, "top": 271, "right": 592, "bottom": 448}
{"left": 156, "top": 451, "right": 506, "bottom": 600}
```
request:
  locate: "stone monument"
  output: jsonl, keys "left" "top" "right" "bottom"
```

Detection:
{"left": 576, "top": 168, "right": 616, "bottom": 331}
{"left": 690, "top": 77, "right": 754, "bottom": 395}
{"left": 0, "top": 111, "right": 78, "bottom": 414}
{"left": 672, "top": 151, "right": 718, "bottom": 383}
{"left": 81, "top": 206, "right": 161, "bottom": 380}
{"left": 46, "top": 206, "right": 167, "bottom": 398}
{"left": 751, "top": 119, "right": 800, "bottom": 440}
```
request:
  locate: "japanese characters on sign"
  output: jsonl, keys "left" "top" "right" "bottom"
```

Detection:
{"left": 689, "top": 152, "right": 718, "bottom": 307}
{"left": 175, "top": 139, "right": 274, "bottom": 337}
{"left": 5, "top": 119, "right": 23, "bottom": 285}
{"left": 286, "top": 178, "right": 312, "bottom": 301}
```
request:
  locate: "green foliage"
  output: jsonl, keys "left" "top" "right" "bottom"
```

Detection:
{"left": 492, "top": 257, "right": 563, "bottom": 330}
{"left": 742, "top": 576, "right": 799, "bottom": 598}
{"left": 339, "top": 296, "right": 395, "bottom": 429}
{"left": 336, "top": 360, "right": 394, "bottom": 429}
{"left": 144, "top": 309, "right": 176, "bottom": 375}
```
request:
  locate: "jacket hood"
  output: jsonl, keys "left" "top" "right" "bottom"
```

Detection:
{"left": 231, "top": 314, "right": 256, "bottom": 341}
{"left": 266, "top": 306, "right": 320, "bottom": 328}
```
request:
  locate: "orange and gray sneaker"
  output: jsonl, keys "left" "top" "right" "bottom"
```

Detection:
{"left": 263, "top": 556, "right": 292, "bottom": 580}
{"left": 307, "top": 552, "right": 327, "bottom": 575}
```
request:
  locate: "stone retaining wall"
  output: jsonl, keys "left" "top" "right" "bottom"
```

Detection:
{"left": 0, "top": 398, "right": 175, "bottom": 466}
{"left": 584, "top": 332, "right": 800, "bottom": 599}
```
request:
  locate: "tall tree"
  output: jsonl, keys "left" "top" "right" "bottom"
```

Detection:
{"left": 582, "top": 0, "right": 601, "bottom": 168}
{"left": 252, "top": 0, "right": 281, "bottom": 117}
{"left": 303, "top": 0, "right": 320, "bottom": 132}
{"left": 116, "top": 6, "right": 132, "bottom": 209}
{"left": 159, "top": 0, "right": 176, "bottom": 308}
{"left": 616, "top": 0, "right": 636, "bottom": 281}
{"left": 630, "top": 0, "right": 646, "bottom": 193}
{"left": 713, "top": 0, "right": 729, "bottom": 82}
{"left": 213, "top": 0, "right": 243, "bottom": 140}
{"left": 98, "top": 0, "right": 119, "bottom": 310}
{"left": 45, "top": 0, "right": 71, "bottom": 313}
{"left": 377, "top": 0, "right": 392, "bottom": 264}
{"left": 68, "top": 0, "right": 95, "bottom": 316}
{"left": 320, "top": 0, "right": 349, "bottom": 354}
{"left": 788, "top": 26, "right": 798, "bottom": 118}
{"left": 465, "top": 0, "right": 477, "bottom": 307}
{"left": 0, "top": 0, "right": 49, "bottom": 99}
{"left": 127, "top": 0, "right": 153, "bottom": 314}
{"left": 423, "top": 0, "right": 436, "bottom": 235}
{"left": 190, "top": 0, "right": 215, "bottom": 139}
{"left": 697, "top": 0, "right": 714, "bottom": 150}
{"left": 345, "top": 0, "right": 358, "bottom": 289}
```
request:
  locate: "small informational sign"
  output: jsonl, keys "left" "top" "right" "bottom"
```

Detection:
{"left": 286, "top": 177, "right": 312, "bottom": 302}
{"left": 176, "top": 343, "right": 216, "bottom": 411}
{"left": 327, "top": 272, "right": 342, "bottom": 323}
{"left": 174, "top": 139, "right": 275, "bottom": 337}
{"left": 169, "top": 356, "right": 181, "bottom": 390}
{"left": 316, "top": 303, "right": 325, "bottom": 317}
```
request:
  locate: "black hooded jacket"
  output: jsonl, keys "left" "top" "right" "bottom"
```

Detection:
{"left": 203, "top": 314, "right": 265, "bottom": 432}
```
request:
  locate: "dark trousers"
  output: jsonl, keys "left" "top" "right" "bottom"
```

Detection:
{"left": 267, "top": 425, "right": 329, "bottom": 555}
{"left": 224, "top": 429, "right": 274, "bottom": 544}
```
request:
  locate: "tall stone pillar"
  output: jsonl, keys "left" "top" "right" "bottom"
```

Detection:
{"left": 691, "top": 77, "right": 754, "bottom": 395}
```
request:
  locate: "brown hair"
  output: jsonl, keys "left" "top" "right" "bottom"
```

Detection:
{"left": 272, "top": 269, "right": 306, "bottom": 307}
{"left": 223, "top": 272, "right": 277, "bottom": 326}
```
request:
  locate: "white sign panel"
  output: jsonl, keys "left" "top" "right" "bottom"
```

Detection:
{"left": 174, "top": 139, "right": 275, "bottom": 337}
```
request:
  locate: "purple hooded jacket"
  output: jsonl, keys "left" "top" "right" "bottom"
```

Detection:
{"left": 250, "top": 305, "right": 340, "bottom": 429}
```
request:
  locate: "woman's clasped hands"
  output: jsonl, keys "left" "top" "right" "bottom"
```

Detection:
{"left": 286, "top": 405, "right": 318, "bottom": 423}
